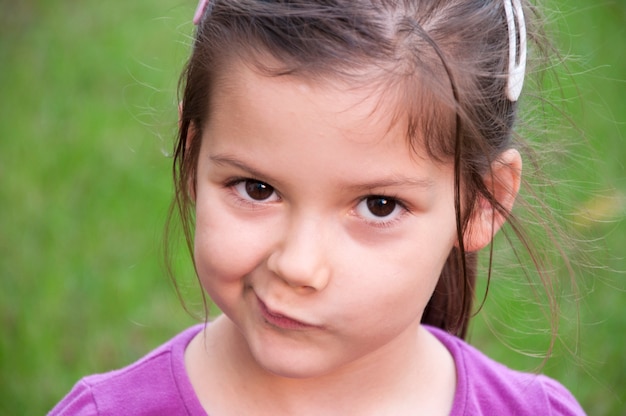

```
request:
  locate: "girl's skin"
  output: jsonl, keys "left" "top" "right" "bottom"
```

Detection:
{"left": 184, "top": 59, "right": 522, "bottom": 415}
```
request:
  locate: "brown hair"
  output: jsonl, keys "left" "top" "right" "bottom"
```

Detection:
{"left": 168, "top": 0, "right": 551, "bottom": 339}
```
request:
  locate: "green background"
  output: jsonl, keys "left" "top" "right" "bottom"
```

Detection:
{"left": 1, "top": 1, "right": 624, "bottom": 414}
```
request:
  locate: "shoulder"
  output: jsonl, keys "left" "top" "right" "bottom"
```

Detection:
{"left": 425, "top": 326, "right": 586, "bottom": 416}
{"left": 48, "top": 325, "right": 206, "bottom": 416}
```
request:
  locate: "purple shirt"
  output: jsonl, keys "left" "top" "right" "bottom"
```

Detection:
{"left": 49, "top": 324, "right": 585, "bottom": 415}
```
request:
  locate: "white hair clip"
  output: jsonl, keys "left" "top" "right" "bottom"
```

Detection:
{"left": 193, "top": 0, "right": 211, "bottom": 25}
{"left": 504, "top": 0, "right": 527, "bottom": 102}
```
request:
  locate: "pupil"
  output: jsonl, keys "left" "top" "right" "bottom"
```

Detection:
{"left": 245, "top": 180, "right": 273, "bottom": 200}
{"left": 366, "top": 197, "right": 396, "bottom": 217}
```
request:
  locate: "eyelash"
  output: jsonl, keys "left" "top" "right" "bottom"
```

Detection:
{"left": 354, "top": 194, "right": 410, "bottom": 229}
{"left": 223, "top": 177, "right": 410, "bottom": 228}
{"left": 224, "top": 177, "right": 281, "bottom": 208}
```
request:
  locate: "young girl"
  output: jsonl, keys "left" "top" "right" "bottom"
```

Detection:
{"left": 51, "top": 0, "right": 586, "bottom": 414}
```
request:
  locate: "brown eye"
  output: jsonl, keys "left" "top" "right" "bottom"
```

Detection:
{"left": 243, "top": 180, "right": 275, "bottom": 201}
{"left": 366, "top": 196, "right": 397, "bottom": 217}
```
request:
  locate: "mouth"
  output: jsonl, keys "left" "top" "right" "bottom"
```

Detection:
{"left": 256, "top": 296, "right": 320, "bottom": 331}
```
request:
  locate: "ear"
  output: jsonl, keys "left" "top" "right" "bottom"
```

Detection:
{"left": 463, "top": 149, "right": 522, "bottom": 252}
{"left": 187, "top": 126, "right": 198, "bottom": 203}
{"left": 178, "top": 101, "right": 184, "bottom": 129}
{"left": 179, "top": 101, "right": 199, "bottom": 201}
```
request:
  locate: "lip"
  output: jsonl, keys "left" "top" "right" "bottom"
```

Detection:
{"left": 256, "top": 296, "right": 320, "bottom": 331}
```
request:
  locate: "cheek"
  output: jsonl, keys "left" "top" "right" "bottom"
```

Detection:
{"left": 354, "top": 217, "right": 457, "bottom": 318}
{"left": 372, "top": 265, "right": 438, "bottom": 315}
{"left": 337, "top": 235, "right": 451, "bottom": 321}
{"left": 193, "top": 197, "right": 269, "bottom": 291}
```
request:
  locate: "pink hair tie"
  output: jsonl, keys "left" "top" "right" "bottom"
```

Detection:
{"left": 193, "top": 0, "right": 211, "bottom": 25}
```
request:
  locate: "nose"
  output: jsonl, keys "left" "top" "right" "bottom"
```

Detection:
{"left": 266, "top": 215, "right": 331, "bottom": 292}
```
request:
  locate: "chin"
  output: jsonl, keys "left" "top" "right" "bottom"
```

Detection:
{"left": 256, "top": 355, "right": 334, "bottom": 380}
{"left": 246, "top": 332, "right": 339, "bottom": 380}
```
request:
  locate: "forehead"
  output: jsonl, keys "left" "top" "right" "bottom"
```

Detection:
{"left": 209, "top": 58, "right": 422, "bottom": 152}
{"left": 201, "top": 59, "right": 456, "bottom": 191}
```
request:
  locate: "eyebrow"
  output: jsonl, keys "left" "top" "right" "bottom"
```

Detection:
{"left": 341, "top": 176, "right": 435, "bottom": 192}
{"left": 210, "top": 154, "right": 273, "bottom": 182}
{"left": 209, "top": 153, "right": 435, "bottom": 192}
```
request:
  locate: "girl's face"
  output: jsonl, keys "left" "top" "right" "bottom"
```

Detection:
{"left": 193, "top": 62, "right": 459, "bottom": 378}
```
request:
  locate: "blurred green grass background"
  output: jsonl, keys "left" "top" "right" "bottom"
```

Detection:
{"left": 1, "top": 1, "right": 624, "bottom": 414}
